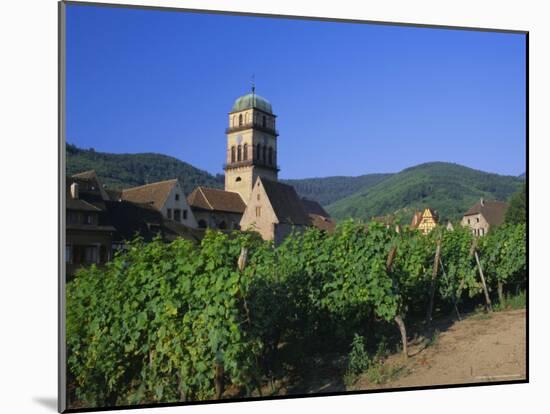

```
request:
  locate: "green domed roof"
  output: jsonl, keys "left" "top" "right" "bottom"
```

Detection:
{"left": 231, "top": 93, "right": 273, "bottom": 114}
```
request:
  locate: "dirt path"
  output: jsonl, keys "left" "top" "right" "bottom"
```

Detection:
{"left": 352, "top": 309, "right": 527, "bottom": 390}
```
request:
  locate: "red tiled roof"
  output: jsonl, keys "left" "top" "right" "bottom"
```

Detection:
{"left": 121, "top": 179, "right": 178, "bottom": 210}
{"left": 187, "top": 186, "right": 246, "bottom": 214}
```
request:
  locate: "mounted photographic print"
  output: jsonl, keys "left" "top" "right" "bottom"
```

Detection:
{"left": 59, "top": 1, "right": 528, "bottom": 412}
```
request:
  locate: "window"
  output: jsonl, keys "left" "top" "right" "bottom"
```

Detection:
{"left": 257, "top": 144, "right": 261, "bottom": 160}
{"left": 268, "top": 147, "right": 273, "bottom": 165}
{"left": 262, "top": 146, "right": 267, "bottom": 162}
{"left": 243, "top": 143, "right": 248, "bottom": 161}
{"left": 239, "top": 114, "right": 243, "bottom": 126}
{"left": 175, "top": 194, "right": 180, "bottom": 201}
{"left": 218, "top": 221, "right": 227, "bottom": 230}
{"left": 235, "top": 177, "right": 242, "bottom": 182}
{"left": 480, "top": 228, "right": 485, "bottom": 236}
{"left": 84, "top": 213, "right": 94, "bottom": 225}
{"left": 167, "top": 208, "right": 172, "bottom": 219}
{"left": 84, "top": 246, "right": 99, "bottom": 264}
{"left": 237, "top": 145, "right": 242, "bottom": 161}
{"left": 467, "top": 218, "right": 470, "bottom": 224}
{"left": 174, "top": 209, "right": 181, "bottom": 222}
{"left": 198, "top": 219, "right": 207, "bottom": 229}
{"left": 231, "top": 146, "right": 236, "bottom": 163}
{"left": 476, "top": 217, "right": 479, "bottom": 223}
{"left": 262, "top": 115, "right": 266, "bottom": 128}
{"left": 65, "top": 245, "right": 72, "bottom": 264}
{"left": 255, "top": 206, "right": 261, "bottom": 217}
{"left": 183, "top": 209, "right": 188, "bottom": 220}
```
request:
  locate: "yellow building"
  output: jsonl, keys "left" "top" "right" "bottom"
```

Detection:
{"left": 411, "top": 208, "right": 439, "bottom": 234}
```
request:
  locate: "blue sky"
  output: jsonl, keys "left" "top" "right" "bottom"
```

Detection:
{"left": 66, "top": 4, "right": 526, "bottom": 179}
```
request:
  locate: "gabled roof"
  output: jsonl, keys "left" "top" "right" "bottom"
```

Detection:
{"left": 463, "top": 199, "right": 508, "bottom": 226}
{"left": 67, "top": 174, "right": 108, "bottom": 210}
{"left": 260, "top": 178, "right": 311, "bottom": 226}
{"left": 187, "top": 186, "right": 246, "bottom": 214}
{"left": 422, "top": 208, "right": 439, "bottom": 221}
{"left": 72, "top": 170, "right": 98, "bottom": 180}
{"left": 104, "top": 200, "right": 201, "bottom": 243}
{"left": 66, "top": 197, "right": 102, "bottom": 212}
{"left": 301, "top": 198, "right": 330, "bottom": 218}
{"left": 121, "top": 179, "right": 178, "bottom": 210}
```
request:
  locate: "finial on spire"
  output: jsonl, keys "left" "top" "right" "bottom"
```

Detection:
{"left": 251, "top": 74, "right": 255, "bottom": 94}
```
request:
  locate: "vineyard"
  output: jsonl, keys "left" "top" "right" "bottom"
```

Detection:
{"left": 66, "top": 220, "right": 526, "bottom": 408}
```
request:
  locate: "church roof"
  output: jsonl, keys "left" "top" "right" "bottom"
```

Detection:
{"left": 120, "top": 179, "right": 178, "bottom": 210}
{"left": 301, "top": 198, "right": 330, "bottom": 218}
{"left": 260, "top": 178, "right": 311, "bottom": 226}
{"left": 187, "top": 187, "right": 246, "bottom": 214}
{"left": 231, "top": 93, "right": 273, "bottom": 114}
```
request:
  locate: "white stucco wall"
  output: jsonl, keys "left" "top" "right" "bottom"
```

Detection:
{"left": 160, "top": 181, "right": 198, "bottom": 228}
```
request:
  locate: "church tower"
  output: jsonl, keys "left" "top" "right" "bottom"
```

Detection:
{"left": 224, "top": 87, "right": 279, "bottom": 203}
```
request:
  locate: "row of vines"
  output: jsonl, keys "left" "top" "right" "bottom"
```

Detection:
{"left": 66, "top": 220, "right": 526, "bottom": 407}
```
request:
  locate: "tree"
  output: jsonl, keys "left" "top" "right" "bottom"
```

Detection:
{"left": 505, "top": 183, "right": 526, "bottom": 224}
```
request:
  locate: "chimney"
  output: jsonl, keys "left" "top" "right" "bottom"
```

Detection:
{"left": 70, "top": 182, "right": 79, "bottom": 199}
{"left": 480, "top": 198, "right": 484, "bottom": 207}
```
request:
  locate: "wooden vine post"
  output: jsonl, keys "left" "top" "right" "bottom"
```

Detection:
{"left": 426, "top": 238, "right": 442, "bottom": 324}
{"left": 474, "top": 250, "right": 492, "bottom": 312}
{"left": 467, "top": 237, "right": 492, "bottom": 312}
{"left": 386, "top": 245, "right": 408, "bottom": 360}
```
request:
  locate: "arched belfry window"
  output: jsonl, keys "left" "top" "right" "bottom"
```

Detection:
{"left": 262, "top": 115, "right": 267, "bottom": 128}
{"left": 243, "top": 143, "right": 248, "bottom": 161}
{"left": 262, "top": 145, "right": 267, "bottom": 163}
{"left": 237, "top": 145, "right": 242, "bottom": 162}
{"left": 268, "top": 147, "right": 273, "bottom": 165}
{"left": 239, "top": 114, "right": 243, "bottom": 126}
{"left": 231, "top": 146, "right": 236, "bottom": 163}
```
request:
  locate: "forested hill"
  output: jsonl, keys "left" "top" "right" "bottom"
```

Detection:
{"left": 282, "top": 174, "right": 392, "bottom": 207}
{"left": 66, "top": 144, "right": 224, "bottom": 195}
{"left": 66, "top": 145, "right": 524, "bottom": 223}
{"left": 326, "top": 162, "right": 524, "bottom": 223}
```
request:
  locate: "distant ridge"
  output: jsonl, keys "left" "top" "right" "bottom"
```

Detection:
{"left": 326, "top": 162, "right": 524, "bottom": 222}
{"left": 66, "top": 144, "right": 524, "bottom": 223}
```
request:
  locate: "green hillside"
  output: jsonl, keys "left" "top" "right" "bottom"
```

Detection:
{"left": 66, "top": 145, "right": 524, "bottom": 223}
{"left": 326, "top": 162, "right": 524, "bottom": 223}
{"left": 283, "top": 174, "right": 392, "bottom": 206}
{"left": 66, "top": 144, "right": 223, "bottom": 194}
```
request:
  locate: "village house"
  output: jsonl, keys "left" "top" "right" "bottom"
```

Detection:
{"left": 118, "top": 178, "right": 198, "bottom": 228}
{"left": 66, "top": 171, "right": 116, "bottom": 278}
{"left": 66, "top": 171, "right": 201, "bottom": 277}
{"left": 411, "top": 208, "right": 439, "bottom": 234}
{"left": 461, "top": 198, "right": 508, "bottom": 236}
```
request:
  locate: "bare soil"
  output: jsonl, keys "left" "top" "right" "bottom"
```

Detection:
{"left": 352, "top": 309, "right": 526, "bottom": 390}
